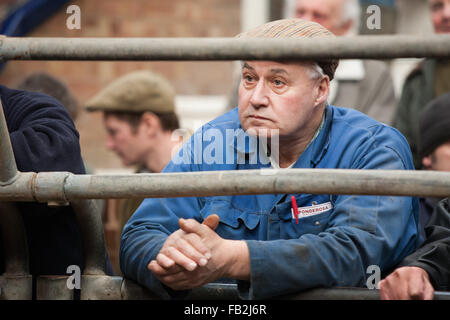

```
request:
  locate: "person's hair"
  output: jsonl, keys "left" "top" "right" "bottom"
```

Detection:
{"left": 307, "top": 62, "right": 326, "bottom": 80}
{"left": 16, "top": 73, "right": 79, "bottom": 120}
{"left": 104, "top": 111, "right": 179, "bottom": 133}
{"left": 340, "top": 0, "right": 361, "bottom": 35}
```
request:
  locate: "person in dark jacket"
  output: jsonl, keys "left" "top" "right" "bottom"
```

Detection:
{"left": 379, "top": 92, "right": 450, "bottom": 299}
{"left": 0, "top": 83, "right": 85, "bottom": 276}
{"left": 416, "top": 93, "right": 450, "bottom": 238}
{"left": 392, "top": 0, "right": 450, "bottom": 168}
{"left": 379, "top": 198, "right": 450, "bottom": 299}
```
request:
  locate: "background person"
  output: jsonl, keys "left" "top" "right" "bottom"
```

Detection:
{"left": 85, "top": 70, "right": 185, "bottom": 274}
{"left": 379, "top": 198, "right": 450, "bottom": 299}
{"left": 0, "top": 83, "right": 86, "bottom": 297}
{"left": 294, "top": 0, "right": 397, "bottom": 124}
{"left": 393, "top": 0, "right": 450, "bottom": 168}
{"left": 416, "top": 92, "right": 450, "bottom": 237}
{"left": 379, "top": 92, "right": 450, "bottom": 300}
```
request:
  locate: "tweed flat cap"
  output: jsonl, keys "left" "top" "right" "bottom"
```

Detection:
{"left": 237, "top": 18, "right": 339, "bottom": 80}
{"left": 85, "top": 70, "right": 175, "bottom": 113}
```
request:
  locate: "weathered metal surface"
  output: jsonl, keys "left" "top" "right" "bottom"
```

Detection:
{"left": 186, "top": 283, "right": 241, "bottom": 300}
{"left": 0, "top": 172, "right": 36, "bottom": 201}
{"left": 36, "top": 276, "right": 73, "bottom": 300}
{"left": 0, "top": 100, "right": 18, "bottom": 184}
{"left": 279, "top": 287, "right": 381, "bottom": 300}
{"left": 0, "top": 275, "right": 33, "bottom": 300}
{"left": 80, "top": 276, "right": 122, "bottom": 300}
{"left": 33, "top": 172, "right": 70, "bottom": 204}
{"left": 114, "top": 280, "right": 450, "bottom": 300}
{"left": 71, "top": 199, "right": 107, "bottom": 276}
{"left": 120, "top": 278, "right": 159, "bottom": 300}
{"left": 65, "top": 170, "right": 450, "bottom": 199}
{"left": 0, "top": 35, "right": 450, "bottom": 61}
{"left": 1, "top": 169, "right": 450, "bottom": 202}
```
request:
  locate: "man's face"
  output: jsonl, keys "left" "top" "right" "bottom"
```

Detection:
{"left": 103, "top": 114, "right": 150, "bottom": 167}
{"left": 238, "top": 61, "right": 327, "bottom": 141}
{"left": 423, "top": 142, "right": 450, "bottom": 171}
{"left": 430, "top": 0, "right": 450, "bottom": 34}
{"left": 295, "top": 0, "right": 349, "bottom": 35}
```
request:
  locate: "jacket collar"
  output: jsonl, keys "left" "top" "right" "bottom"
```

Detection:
{"left": 229, "top": 105, "right": 333, "bottom": 169}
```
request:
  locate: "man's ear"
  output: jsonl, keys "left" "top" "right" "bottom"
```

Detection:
{"left": 140, "top": 112, "right": 161, "bottom": 136}
{"left": 315, "top": 75, "right": 330, "bottom": 106}
{"left": 422, "top": 155, "right": 432, "bottom": 169}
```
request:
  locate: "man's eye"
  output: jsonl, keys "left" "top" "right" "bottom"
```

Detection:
{"left": 244, "top": 75, "right": 254, "bottom": 82}
{"left": 431, "top": 2, "right": 443, "bottom": 11}
{"left": 273, "top": 79, "right": 285, "bottom": 86}
{"left": 313, "top": 13, "right": 325, "bottom": 21}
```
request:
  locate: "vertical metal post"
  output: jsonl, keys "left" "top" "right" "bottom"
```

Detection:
{"left": 0, "top": 203, "right": 32, "bottom": 300}
{"left": 71, "top": 199, "right": 107, "bottom": 276}
{"left": 0, "top": 100, "right": 18, "bottom": 184}
{"left": 0, "top": 203, "right": 29, "bottom": 275}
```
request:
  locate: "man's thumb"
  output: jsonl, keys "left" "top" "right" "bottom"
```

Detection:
{"left": 202, "top": 214, "right": 220, "bottom": 230}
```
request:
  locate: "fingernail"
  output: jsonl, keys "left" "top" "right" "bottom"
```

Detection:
{"left": 205, "top": 252, "right": 212, "bottom": 260}
{"left": 188, "top": 262, "right": 197, "bottom": 271}
{"left": 199, "top": 258, "right": 208, "bottom": 266}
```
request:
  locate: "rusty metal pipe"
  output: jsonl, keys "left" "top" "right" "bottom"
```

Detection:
{"left": 0, "top": 35, "right": 450, "bottom": 61}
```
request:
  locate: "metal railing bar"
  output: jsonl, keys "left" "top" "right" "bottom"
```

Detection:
{"left": 1, "top": 170, "right": 450, "bottom": 202}
{"left": 1, "top": 35, "right": 450, "bottom": 61}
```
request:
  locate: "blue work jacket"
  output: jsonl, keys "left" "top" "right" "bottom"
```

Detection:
{"left": 120, "top": 105, "right": 420, "bottom": 299}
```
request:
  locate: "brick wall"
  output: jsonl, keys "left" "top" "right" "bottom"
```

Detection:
{"left": 0, "top": 0, "right": 241, "bottom": 169}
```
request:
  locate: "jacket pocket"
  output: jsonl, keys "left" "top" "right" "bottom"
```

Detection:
{"left": 200, "top": 199, "right": 262, "bottom": 239}
{"left": 276, "top": 194, "right": 334, "bottom": 238}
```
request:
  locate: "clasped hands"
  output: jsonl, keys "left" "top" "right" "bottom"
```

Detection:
{"left": 148, "top": 214, "right": 247, "bottom": 291}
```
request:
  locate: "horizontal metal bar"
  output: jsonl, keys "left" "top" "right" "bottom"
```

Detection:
{"left": 1, "top": 35, "right": 450, "bottom": 61}
{"left": 64, "top": 169, "right": 450, "bottom": 199}
{"left": 0, "top": 275, "right": 33, "bottom": 300}
{"left": 1, "top": 169, "right": 450, "bottom": 202}
{"left": 31, "top": 276, "right": 450, "bottom": 300}
{"left": 36, "top": 276, "right": 73, "bottom": 300}
{"left": 123, "top": 281, "right": 450, "bottom": 300}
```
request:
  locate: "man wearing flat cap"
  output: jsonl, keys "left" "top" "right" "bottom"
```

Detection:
{"left": 86, "top": 70, "right": 184, "bottom": 273}
{"left": 120, "top": 19, "right": 420, "bottom": 299}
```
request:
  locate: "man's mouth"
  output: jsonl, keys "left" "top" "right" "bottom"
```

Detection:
{"left": 249, "top": 114, "right": 271, "bottom": 121}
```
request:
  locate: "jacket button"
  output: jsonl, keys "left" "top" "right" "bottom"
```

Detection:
{"left": 312, "top": 201, "right": 318, "bottom": 206}
{"left": 314, "top": 221, "right": 320, "bottom": 226}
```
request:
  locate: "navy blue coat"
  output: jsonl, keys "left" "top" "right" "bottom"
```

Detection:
{"left": 0, "top": 84, "right": 85, "bottom": 276}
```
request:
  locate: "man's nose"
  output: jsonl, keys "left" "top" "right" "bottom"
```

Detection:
{"left": 105, "top": 135, "right": 115, "bottom": 150}
{"left": 249, "top": 80, "right": 269, "bottom": 108}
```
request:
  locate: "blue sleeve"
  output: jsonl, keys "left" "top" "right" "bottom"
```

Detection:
{"left": 119, "top": 135, "right": 204, "bottom": 299}
{"left": 242, "top": 136, "right": 420, "bottom": 299}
